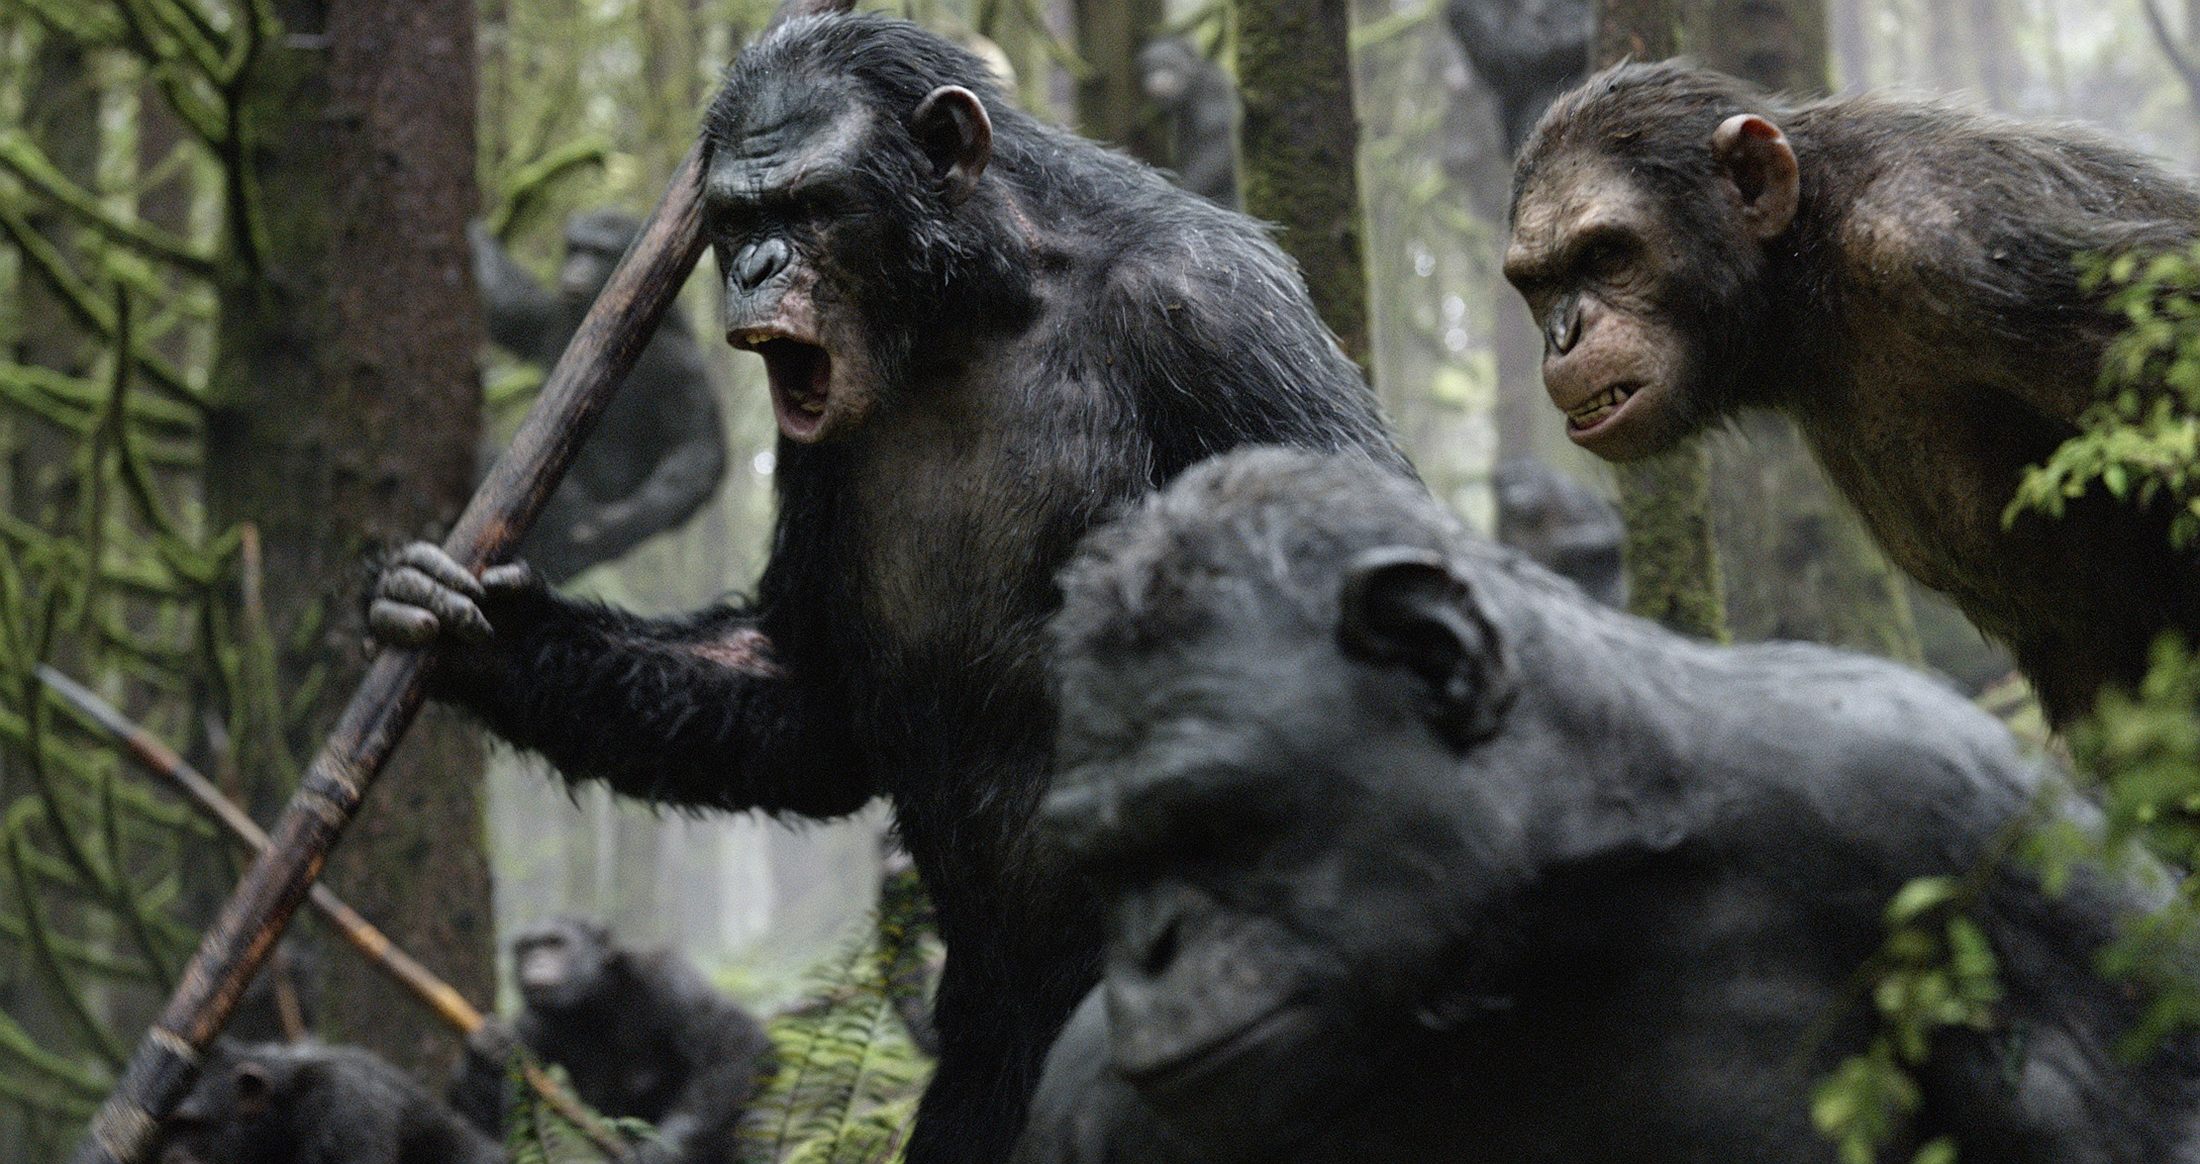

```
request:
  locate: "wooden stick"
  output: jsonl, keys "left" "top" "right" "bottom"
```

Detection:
{"left": 37, "top": 667, "right": 633, "bottom": 1160}
{"left": 66, "top": 137, "right": 709, "bottom": 1164}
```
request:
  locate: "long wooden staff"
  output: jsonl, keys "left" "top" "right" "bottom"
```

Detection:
{"left": 38, "top": 667, "right": 633, "bottom": 1160}
{"left": 67, "top": 138, "right": 709, "bottom": 1164}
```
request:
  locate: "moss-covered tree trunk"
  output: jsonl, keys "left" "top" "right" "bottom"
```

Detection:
{"left": 1592, "top": 0, "right": 1727, "bottom": 639}
{"left": 1236, "top": 0, "right": 1370, "bottom": 369}
{"left": 201, "top": 0, "right": 492, "bottom": 1079}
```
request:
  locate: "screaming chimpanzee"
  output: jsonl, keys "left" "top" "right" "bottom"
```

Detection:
{"left": 472, "top": 212, "right": 728, "bottom": 584}
{"left": 1503, "top": 61, "right": 2200, "bottom": 725}
{"left": 159, "top": 1040, "right": 502, "bottom": 1164}
{"left": 369, "top": 13, "right": 1405, "bottom": 1164}
{"left": 1014, "top": 447, "right": 2200, "bottom": 1164}
{"left": 447, "top": 917, "right": 770, "bottom": 1164}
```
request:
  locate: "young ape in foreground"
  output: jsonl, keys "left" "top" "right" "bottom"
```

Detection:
{"left": 1016, "top": 448, "right": 2200, "bottom": 1164}
{"left": 370, "top": 13, "right": 1405, "bottom": 1164}
{"left": 1503, "top": 61, "right": 2200, "bottom": 723}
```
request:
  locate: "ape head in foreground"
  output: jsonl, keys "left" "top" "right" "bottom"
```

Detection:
{"left": 1503, "top": 61, "right": 2200, "bottom": 724}
{"left": 1017, "top": 448, "right": 2200, "bottom": 1164}
{"left": 159, "top": 1040, "right": 501, "bottom": 1164}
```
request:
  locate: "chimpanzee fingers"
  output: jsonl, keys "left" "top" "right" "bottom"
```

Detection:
{"left": 368, "top": 599, "right": 443, "bottom": 647}
{"left": 393, "top": 541, "right": 485, "bottom": 600}
{"left": 479, "top": 561, "right": 536, "bottom": 594}
{"left": 464, "top": 1018, "right": 517, "bottom": 1065}
{"left": 375, "top": 566, "right": 494, "bottom": 643}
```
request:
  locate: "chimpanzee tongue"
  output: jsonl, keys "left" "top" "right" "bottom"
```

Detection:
{"left": 757, "top": 339, "right": 832, "bottom": 439}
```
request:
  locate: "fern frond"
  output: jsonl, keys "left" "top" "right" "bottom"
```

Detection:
{"left": 740, "top": 925, "right": 934, "bottom": 1164}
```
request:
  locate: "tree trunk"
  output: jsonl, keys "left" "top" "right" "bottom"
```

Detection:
{"left": 1073, "top": 0, "right": 1165, "bottom": 161}
{"left": 1236, "top": 0, "right": 1371, "bottom": 369}
{"left": 201, "top": 0, "right": 492, "bottom": 1080}
{"left": 1592, "top": 0, "right": 1727, "bottom": 639}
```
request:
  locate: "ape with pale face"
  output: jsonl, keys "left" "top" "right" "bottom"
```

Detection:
{"left": 1503, "top": 61, "right": 2200, "bottom": 724}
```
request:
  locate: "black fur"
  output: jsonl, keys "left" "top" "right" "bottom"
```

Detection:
{"left": 1018, "top": 447, "right": 2200, "bottom": 1164}
{"left": 472, "top": 212, "right": 727, "bottom": 584}
{"left": 384, "top": 14, "right": 1405, "bottom": 1164}
{"left": 448, "top": 918, "right": 769, "bottom": 1164}
{"left": 1443, "top": 0, "right": 1590, "bottom": 156}
{"left": 159, "top": 1041, "right": 501, "bottom": 1164}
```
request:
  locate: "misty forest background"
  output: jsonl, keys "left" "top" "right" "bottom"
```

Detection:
{"left": 1, "top": 0, "right": 2198, "bottom": 1155}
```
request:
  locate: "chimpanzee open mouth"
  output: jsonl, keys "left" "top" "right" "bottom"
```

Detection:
{"left": 744, "top": 336, "right": 834, "bottom": 436}
{"left": 1566, "top": 382, "right": 1639, "bottom": 430}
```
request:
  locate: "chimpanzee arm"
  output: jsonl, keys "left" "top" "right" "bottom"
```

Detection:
{"left": 405, "top": 566, "right": 873, "bottom": 817}
{"left": 470, "top": 223, "right": 568, "bottom": 366}
{"left": 646, "top": 997, "right": 773, "bottom": 1164}
{"left": 556, "top": 367, "right": 728, "bottom": 571}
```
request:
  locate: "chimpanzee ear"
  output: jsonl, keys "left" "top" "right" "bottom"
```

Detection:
{"left": 1710, "top": 114, "right": 1799, "bottom": 241}
{"left": 911, "top": 85, "right": 993, "bottom": 206}
{"left": 233, "top": 1063, "right": 275, "bottom": 1118}
{"left": 1338, "top": 547, "right": 1513, "bottom": 746}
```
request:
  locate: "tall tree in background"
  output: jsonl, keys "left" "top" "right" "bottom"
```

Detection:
{"left": 1590, "top": 0, "right": 1726, "bottom": 639}
{"left": 199, "top": 0, "right": 491, "bottom": 1077}
{"left": 1236, "top": 0, "right": 1371, "bottom": 368}
{"left": 1074, "top": 0, "right": 1165, "bottom": 161}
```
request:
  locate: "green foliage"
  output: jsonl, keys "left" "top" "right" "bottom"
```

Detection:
{"left": 2007, "top": 242, "right": 2200, "bottom": 544}
{"left": 1813, "top": 877, "right": 2002, "bottom": 1164}
{"left": 0, "top": 1, "right": 323, "bottom": 1153}
{"left": 501, "top": 1055, "right": 656, "bottom": 1164}
{"left": 739, "top": 896, "right": 937, "bottom": 1164}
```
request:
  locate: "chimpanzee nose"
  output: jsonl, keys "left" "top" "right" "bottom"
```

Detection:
{"left": 1546, "top": 294, "right": 1583, "bottom": 356}
{"left": 734, "top": 238, "right": 791, "bottom": 291}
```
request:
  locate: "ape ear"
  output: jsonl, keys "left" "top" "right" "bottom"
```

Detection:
{"left": 1338, "top": 547, "right": 1513, "bottom": 746}
{"left": 911, "top": 86, "right": 993, "bottom": 206}
{"left": 1710, "top": 114, "right": 1799, "bottom": 241}
{"left": 233, "top": 1063, "right": 274, "bottom": 1117}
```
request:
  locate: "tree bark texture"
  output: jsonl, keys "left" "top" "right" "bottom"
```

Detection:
{"left": 1593, "top": 0, "right": 1727, "bottom": 639}
{"left": 1236, "top": 0, "right": 1372, "bottom": 369}
{"left": 201, "top": 0, "right": 492, "bottom": 1080}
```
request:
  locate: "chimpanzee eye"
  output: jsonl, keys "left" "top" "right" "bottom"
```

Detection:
{"left": 1573, "top": 231, "right": 1638, "bottom": 282}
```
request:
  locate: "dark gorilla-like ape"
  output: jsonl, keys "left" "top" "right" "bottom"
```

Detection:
{"left": 1492, "top": 458, "right": 1623, "bottom": 607}
{"left": 1015, "top": 447, "right": 2200, "bottom": 1164}
{"left": 159, "top": 1041, "right": 502, "bottom": 1164}
{"left": 1504, "top": 61, "right": 2200, "bottom": 724}
{"left": 1443, "top": 0, "right": 1589, "bottom": 156}
{"left": 447, "top": 917, "right": 770, "bottom": 1164}
{"left": 1136, "top": 38, "right": 1238, "bottom": 208}
{"left": 370, "top": 14, "right": 1404, "bottom": 1164}
{"left": 472, "top": 212, "right": 728, "bottom": 584}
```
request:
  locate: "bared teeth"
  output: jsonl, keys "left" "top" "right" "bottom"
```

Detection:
{"left": 1567, "top": 384, "right": 1636, "bottom": 428}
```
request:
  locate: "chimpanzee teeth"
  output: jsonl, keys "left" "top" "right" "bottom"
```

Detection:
{"left": 1567, "top": 385, "right": 1635, "bottom": 427}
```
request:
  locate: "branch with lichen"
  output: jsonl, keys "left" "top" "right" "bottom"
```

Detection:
{"left": 0, "top": 136, "right": 221, "bottom": 283}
